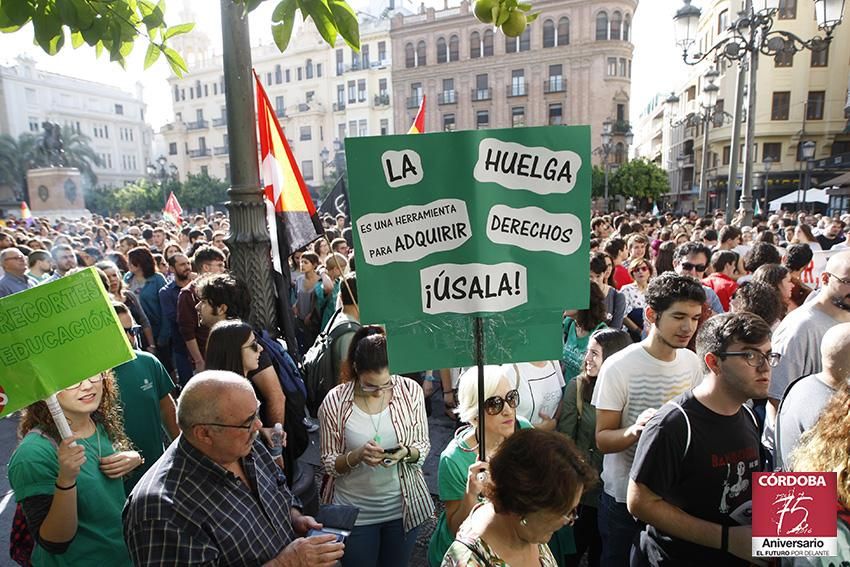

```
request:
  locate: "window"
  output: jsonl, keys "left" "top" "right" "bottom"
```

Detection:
{"left": 195, "top": 80, "right": 202, "bottom": 98}
{"left": 596, "top": 11, "right": 608, "bottom": 40}
{"left": 357, "top": 79, "right": 366, "bottom": 102}
{"left": 506, "top": 34, "right": 518, "bottom": 54}
{"left": 317, "top": 63, "right": 322, "bottom": 77}
{"left": 811, "top": 46, "right": 829, "bottom": 67}
{"left": 28, "top": 117, "right": 39, "bottom": 132}
{"left": 778, "top": 0, "right": 796, "bottom": 19}
{"left": 405, "top": 43, "right": 416, "bottom": 67}
{"left": 437, "top": 37, "right": 448, "bottom": 63}
{"left": 302, "top": 160, "right": 314, "bottom": 180}
{"left": 336, "top": 49, "right": 344, "bottom": 75}
{"left": 114, "top": 104, "right": 124, "bottom": 115}
{"left": 763, "top": 142, "right": 782, "bottom": 161}
{"left": 511, "top": 69, "right": 525, "bottom": 96}
{"left": 362, "top": 45, "right": 370, "bottom": 67}
{"left": 380, "top": 119, "right": 389, "bottom": 136}
{"left": 607, "top": 57, "right": 618, "bottom": 76}
{"left": 619, "top": 58, "right": 627, "bottom": 76}
{"left": 475, "top": 74, "right": 489, "bottom": 100}
{"left": 476, "top": 110, "right": 489, "bottom": 129}
{"left": 338, "top": 123, "right": 346, "bottom": 141}
{"left": 548, "top": 103, "right": 563, "bottom": 125}
{"left": 611, "top": 11, "right": 622, "bottom": 40}
{"left": 718, "top": 9, "right": 729, "bottom": 33}
{"left": 443, "top": 113, "right": 456, "bottom": 131}
{"left": 519, "top": 27, "right": 530, "bottom": 51}
{"left": 442, "top": 78, "right": 455, "bottom": 104}
{"left": 558, "top": 17, "right": 569, "bottom": 45}
{"left": 378, "top": 41, "right": 386, "bottom": 63}
{"left": 547, "top": 64, "right": 564, "bottom": 92}
{"left": 807, "top": 91, "right": 825, "bottom": 120}
{"left": 774, "top": 42, "right": 794, "bottom": 67}
{"left": 771, "top": 91, "right": 790, "bottom": 120}
{"left": 337, "top": 85, "right": 345, "bottom": 105}
{"left": 200, "top": 165, "right": 209, "bottom": 176}
{"left": 213, "top": 83, "right": 218, "bottom": 95}
{"left": 470, "top": 32, "right": 481, "bottom": 58}
{"left": 722, "top": 145, "right": 731, "bottom": 165}
{"left": 169, "top": 142, "right": 178, "bottom": 155}
{"left": 174, "top": 85, "right": 180, "bottom": 102}
{"left": 483, "top": 29, "right": 494, "bottom": 56}
{"left": 417, "top": 41, "right": 427, "bottom": 66}
{"left": 512, "top": 106, "right": 526, "bottom": 127}
{"left": 617, "top": 104, "right": 625, "bottom": 123}
{"left": 300, "top": 126, "right": 312, "bottom": 141}
{"left": 379, "top": 78, "right": 388, "bottom": 97}
{"left": 348, "top": 80, "right": 356, "bottom": 104}
{"left": 297, "top": 67, "right": 302, "bottom": 81}
{"left": 306, "top": 60, "right": 313, "bottom": 79}
{"left": 352, "top": 49, "right": 360, "bottom": 71}
{"left": 449, "top": 35, "right": 459, "bottom": 61}
{"left": 543, "top": 19, "right": 555, "bottom": 47}
{"left": 359, "top": 119, "right": 367, "bottom": 137}
{"left": 275, "top": 65, "right": 282, "bottom": 84}
{"left": 275, "top": 96, "right": 285, "bottom": 116}
{"left": 623, "top": 14, "right": 630, "bottom": 41}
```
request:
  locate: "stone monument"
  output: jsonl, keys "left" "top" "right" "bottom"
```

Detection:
{"left": 26, "top": 122, "right": 90, "bottom": 220}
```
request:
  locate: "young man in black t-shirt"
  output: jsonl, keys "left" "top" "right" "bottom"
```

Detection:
{"left": 628, "top": 312, "right": 775, "bottom": 566}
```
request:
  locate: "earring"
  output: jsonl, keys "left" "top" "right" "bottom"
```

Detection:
{"left": 520, "top": 517, "right": 528, "bottom": 526}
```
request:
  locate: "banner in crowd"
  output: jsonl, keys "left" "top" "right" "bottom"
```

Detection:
{"left": 318, "top": 177, "right": 350, "bottom": 220}
{"left": 800, "top": 249, "right": 840, "bottom": 289}
{"left": 0, "top": 269, "right": 135, "bottom": 417}
{"left": 347, "top": 126, "right": 591, "bottom": 373}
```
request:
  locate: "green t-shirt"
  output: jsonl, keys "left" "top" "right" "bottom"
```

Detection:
{"left": 8, "top": 425, "right": 132, "bottom": 567}
{"left": 113, "top": 350, "right": 175, "bottom": 492}
{"left": 427, "top": 417, "right": 532, "bottom": 567}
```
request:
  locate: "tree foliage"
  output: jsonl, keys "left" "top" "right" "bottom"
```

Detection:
{"left": 591, "top": 165, "right": 605, "bottom": 198}
{"left": 609, "top": 158, "right": 669, "bottom": 205}
{"left": 85, "top": 172, "right": 228, "bottom": 216}
{"left": 0, "top": 0, "right": 361, "bottom": 76}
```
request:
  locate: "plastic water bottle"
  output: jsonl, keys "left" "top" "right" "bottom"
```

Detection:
{"left": 270, "top": 423, "right": 284, "bottom": 459}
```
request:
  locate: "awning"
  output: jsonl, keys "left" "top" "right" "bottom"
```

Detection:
{"left": 818, "top": 170, "right": 850, "bottom": 189}
{"left": 769, "top": 188, "right": 829, "bottom": 211}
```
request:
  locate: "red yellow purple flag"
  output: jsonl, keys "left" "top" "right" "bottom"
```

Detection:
{"left": 163, "top": 192, "right": 183, "bottom": 225}
{"left": 408, "top": 94, "right": 426, "bottom": 134}
{"left": 20, "top": 201, "right": 33, "bottom": 226}
{"left": 255, "top": 71, "right": 322, "bottom": 258}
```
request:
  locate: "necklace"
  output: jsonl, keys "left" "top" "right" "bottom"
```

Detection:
{"left": 79, "top": 420, "right": 102, "bottom": 459}
{"left": 362, "top": 390, "right": 387, "bottom": 444}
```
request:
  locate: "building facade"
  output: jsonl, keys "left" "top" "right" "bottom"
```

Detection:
{"left": 389, "top": 0, "right": 636, "bottom": 165}
{"left": 0, "top": 56, "right": 152, "bottom": 189}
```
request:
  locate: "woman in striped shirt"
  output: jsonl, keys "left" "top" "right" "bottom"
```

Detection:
{"left": 319, "top": 326, "right": 433, "bottom": 567}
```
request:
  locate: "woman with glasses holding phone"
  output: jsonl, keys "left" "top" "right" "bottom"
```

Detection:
{"left": 319, "top": 325, "right": 433, "bottom": 567}
{"left": 441, "top": 429, "right": 596, "bottom": 567}
{"left": 427, "top": 365, "right": 531, "bottom": 566}
{"left": 621, "top": 258, "right": 655, "bottom": 342}
{"left": 8, "top": 372, "right": 142, "bottom": 566}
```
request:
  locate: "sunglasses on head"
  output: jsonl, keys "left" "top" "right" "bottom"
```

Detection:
{"left": 681, "top": 262, "right": 706, "bottom": 272}
{"left": 484, "top": 389, "right": 520, "bottom": 415}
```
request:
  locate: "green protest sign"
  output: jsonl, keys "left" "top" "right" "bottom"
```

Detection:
{"left": 346, "top": 126, "right": 591, "bottom": 374}
{"left": 0, "top": 268, "right": 135, "bottom": 417}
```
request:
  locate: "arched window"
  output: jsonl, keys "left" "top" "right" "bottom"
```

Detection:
{"left": 558, "top": 17, "right": 570, "bottom": 45}
{"left": 305, "top": 59, "right": 313, "bottom": 79}
{"left": 405, "top": 43, "right": 415, "bottom": 68}
{"left": 623, "top": 14, "right": 631, "bottom": 42}
{"left": 417, "top": 40, "right": 427, "bottom": 66}
{"left": 483, "top": 29, "right": 494, "bottom": 56}
{"left": 449, "top": 35, "right": 459, "bottom": 61}
{"left": 596, "top": 11, "right": 608, "bottom": 40}
{"left": 437, "top": 37, "right": 448, "bottom": 63}
{"left": 543, "top": 19, "right": 555, "bottom": 48}
{"left": 611, "top": 11, "right": 622, "bottom": 40}
{"left": 470, "top": 31, "right": 481, "bottom": 58}
{"left": 615, "top": 142, "right": 625, "bottom": 164}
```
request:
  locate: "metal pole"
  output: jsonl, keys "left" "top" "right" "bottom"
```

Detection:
{"left": 764, "top": 168, "right": 769, "bottom": 214}
{"left": 603, "top": 157, "right": 610, "bottom": 212}
{"left": 697, "top": 114, "right": 711, "bottom": 218}
{"left": 220, "top": 0, "right": 278, "bottom": 332}
{"left": 803, "top": 160, "right": 813, "bottom": 212}
{"left": 725, "top": 59, "right": 747, "bottom": 224}
{"left": 739, "top": 47, "right": 759, "bottom": 226}
{"left": 474, "top": 317, "right": 486, "bottom": 463}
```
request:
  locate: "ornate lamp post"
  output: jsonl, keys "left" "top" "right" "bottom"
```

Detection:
{"left": 146, "top": 155, "right": 178, "bottom": 207}
{"left": 673, "top": 0, "right": 844, "bottom": 225}
{"left": 762, "top": 156, "right": 774, "bottom": 213}
{"left": 319, "top": 146, "right": 331, "bottom": 181}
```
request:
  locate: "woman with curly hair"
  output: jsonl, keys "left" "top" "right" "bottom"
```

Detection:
{"left": 752, "top": 263, "right": 794, "bottom": 317}
{"left": 8, "top": 372, "right": 142, "bottom": 565}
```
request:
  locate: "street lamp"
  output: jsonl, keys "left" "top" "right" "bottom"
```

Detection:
{"left": 319, "top": 146, "right": 330, "bottom": 180}
{"left": 799, "top": 140, "right": 816, "bottom": 211}
{"left": 762, "top": 156, "right": 774, "bottom": 213}
{"left": 673, "top": 0, "right": 844, "bottom": 226}
{"left": 146, "top": 155, "right": 179, "bottom": 207}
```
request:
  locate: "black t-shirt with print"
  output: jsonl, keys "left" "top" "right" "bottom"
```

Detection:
{"left": 630, "top": 390, "right": 761, "bottom": 566}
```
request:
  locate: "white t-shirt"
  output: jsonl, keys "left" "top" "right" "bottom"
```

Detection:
{"left": 504, "top": 361, "right": 565, "bottom": 426}
{"left": 591, "top": 343, "right": 702, "bottom": 503}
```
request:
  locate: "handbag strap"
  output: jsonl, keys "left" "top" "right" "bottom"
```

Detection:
{"left": 456, "top": 538, "right": 495, "bottom": 566}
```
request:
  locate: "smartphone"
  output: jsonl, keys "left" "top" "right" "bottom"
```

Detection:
{"left": 382, "top": 446, "right": 401, "bottom": 454}
{"left": 307, "top": 528, "right": 347, "bottom": 543}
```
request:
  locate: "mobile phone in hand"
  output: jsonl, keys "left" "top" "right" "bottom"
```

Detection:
{"left": 382, "top": 446, "right": 401, "bottom": 454}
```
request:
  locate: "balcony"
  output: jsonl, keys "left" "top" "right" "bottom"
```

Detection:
{"left": 275, "top": 108, "right": 286, "bottom": 118}
{"left": 471, "top": 88, "right": 491, "bottom": 102}
{"left": 186, "top": 119, "right": 209, "bottom": 130}
{"left": 333, "top": 102, "right": 346, "bottom": 112}
{"left": 213, "top": 146, "right": 228, "bottom": 156}
{"left": 438, "top": 90, "right": 457, "bottom": 105}
{"left": 506, "top": 82, "right": 527, "bottom": 97}
{"left": 406, "top": 96, "right": 423, "bottom": 109}
{"left": 613, "top": 120, "right": 631, "bottom": 134}
{"left": 373, "top": 94, "right": 390, "bottom": 107}
{"left": 544, "top": 77, "right": 566, "bottom": 93}
{"left": 297, "top": 103, "right": 310, "bottom": 112}
{"left": 212, "top": 117, "right": 227, "bottom": 127}
{"left": 188, "top": 148, "right": 211, "bottom": 158}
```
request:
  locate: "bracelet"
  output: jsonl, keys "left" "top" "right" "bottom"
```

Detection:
{"left": 344, "top": 451, "right": 358, "bottom": 469}
{"left": 720, "top": 524, "right": 729, "bottom": 552}
{"left": 55, "top": 481, "right": 76, "bottom": 491}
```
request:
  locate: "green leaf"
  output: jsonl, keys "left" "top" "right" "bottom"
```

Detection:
{"left": 163, "top": 46, "right": 188, "bottom": 77}
{"left": 138, "top": 0, "right": 156, "bottom": 18}
{"left": 0, "top": 4, "right": 23, "bottom": 32}
{"left": 70, "top": 30, "right": 84, "bottom": 48}
{"left": 144, "top": 42, "right": 161, "bottom": 68}
{"left": 505, "top": 0, "right": 517, "bottom": 9}
{"left": 496, "top": 7, "right": 509, "bottom": 26}
{"left": 271, "top": 0, "right": 296, "bottom": 51}
{"left": 56, "top": 0, "right": 78, "bottom": 28}
{"left": 71, "top": 0, "right": 94, "bottom": 28}
{"left": 328, "top": 0, "right": 359, "bottom": 50}
{"left": 164, "top": 22, "right": 194, "bottom": 39}
{"left": 517, "top": 2, "right": 532, "bottom": 10}
{"left": 3, "top": 0, "right": 33, "bottom": 26}
{"left": 95, "top": 40, "right": 104, "bottom": 58}
{"left": 242, "top": 0, "right": 264, "bottom": 15}
{"left": 300, "top": 0, "right": 337, "bottom": 47}
{"left": 32, "top": 10, "right": 64, "bottom": 55}
{"left": 525, "top": 11, "right": 539, "bottom": 23}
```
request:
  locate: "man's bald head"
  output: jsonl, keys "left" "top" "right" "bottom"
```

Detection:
{"left": 177, "top": 370, "right": 254, "bottom": 432}
{"left": 825, "top": 251, "right": 850, "bottom": 275}
{"left": 821, "top": 323, "right": 850, "bottom": 382}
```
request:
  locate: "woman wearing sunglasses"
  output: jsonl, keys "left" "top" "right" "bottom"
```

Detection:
{"left": 442, "top": 429, "right": 597, "bottom": 567}
{"left": 621, "top": 258, "right": 655, "bottom": 343}
{"left": 427, "top": 365, "right": 531, "bottom": 566}
{"left": 8, "top": 372, "right": 141, "bottom": 566}
{"left": 319, "top": 325, "right": 433, "bottom": 567}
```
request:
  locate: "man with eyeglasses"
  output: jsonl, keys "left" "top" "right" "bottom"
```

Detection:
{"left": 123, "top": 371, "right": 344, "bottom": 566}
{"left": 0, "top": 247, "right": 33, "bottom": 299}
{"left": 628, "top": 312, "right": 773, "bottom": 566}
{"left": 177, "top": 246, "right": 227, "bottom": 373}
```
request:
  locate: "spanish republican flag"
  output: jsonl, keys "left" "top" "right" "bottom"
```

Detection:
{"left": 408, "top": 94, "right": 426, "bottom": 134}
{"left": 163, "top": 192, "right": 183, "bottom": 225}
{"left": 20, "top": 201, "right": 33, "bottom": 226}
{"left": 254, "top": 71, "right": 322, "bottom": 257}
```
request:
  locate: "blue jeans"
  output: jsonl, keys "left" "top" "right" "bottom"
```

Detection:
{"left": 173, "top": 350, "right": 193, "bottom": 388}
{"left": 341, "top": 519, "right": 419, "bottom": 567}
{"left": 598, "top": 492, "right": 641, "bottom": 567}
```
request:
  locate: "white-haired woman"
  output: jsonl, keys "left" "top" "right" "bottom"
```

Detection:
{"left": 426, "top": 366, "right": 532, "bottom": 566}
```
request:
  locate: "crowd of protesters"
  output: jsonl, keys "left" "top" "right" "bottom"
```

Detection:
{"left": 1, "top": 205, "right": 849, "bottom": 566}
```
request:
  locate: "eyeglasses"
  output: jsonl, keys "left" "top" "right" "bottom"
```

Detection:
{"left": 484, "top": 389, "right": 520, "bottom": 415}
{"left": 64, "top": 374, "right": 105, "bottom": 391}
{"left": 632, "top": 265, "right": 650, "bottom": 273}
{"left": 199, "top": 407, "right": 261, "bottom": 430}
{"left": 826, "top": 272, "right": 850, "bottom": 286}
{"left": 681, "top": 262, "right": 706, "bottom": 273}
{"left": 242, "top": 340, "right": 260, "bottom": 352}
{"left": 360, "top": 380, "right": 394, "bottom": 393}
{"left": 717, "top": 351, "right": 782, "bottom": 368}
{"left": 123, "top": 325, "right": 141, "bottom": 336}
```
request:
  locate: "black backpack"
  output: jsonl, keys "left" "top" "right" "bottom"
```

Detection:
{"left": 302, "top": 309, "right": 361, "bottom": 416}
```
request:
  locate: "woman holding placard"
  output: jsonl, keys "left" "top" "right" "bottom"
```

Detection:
{"left": 8, "top": 372, "right": 141, "bottom": 566}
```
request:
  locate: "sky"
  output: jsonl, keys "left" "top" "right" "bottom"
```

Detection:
{"left": 0, "top": 0, "right": 688, "bottom": 129}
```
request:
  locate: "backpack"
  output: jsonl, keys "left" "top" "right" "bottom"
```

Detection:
{"left": 255, "top": 331, "right": 310, "bottom": 477}
{"left": 302, "top": 309, "right": 361, "bottom": 417}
